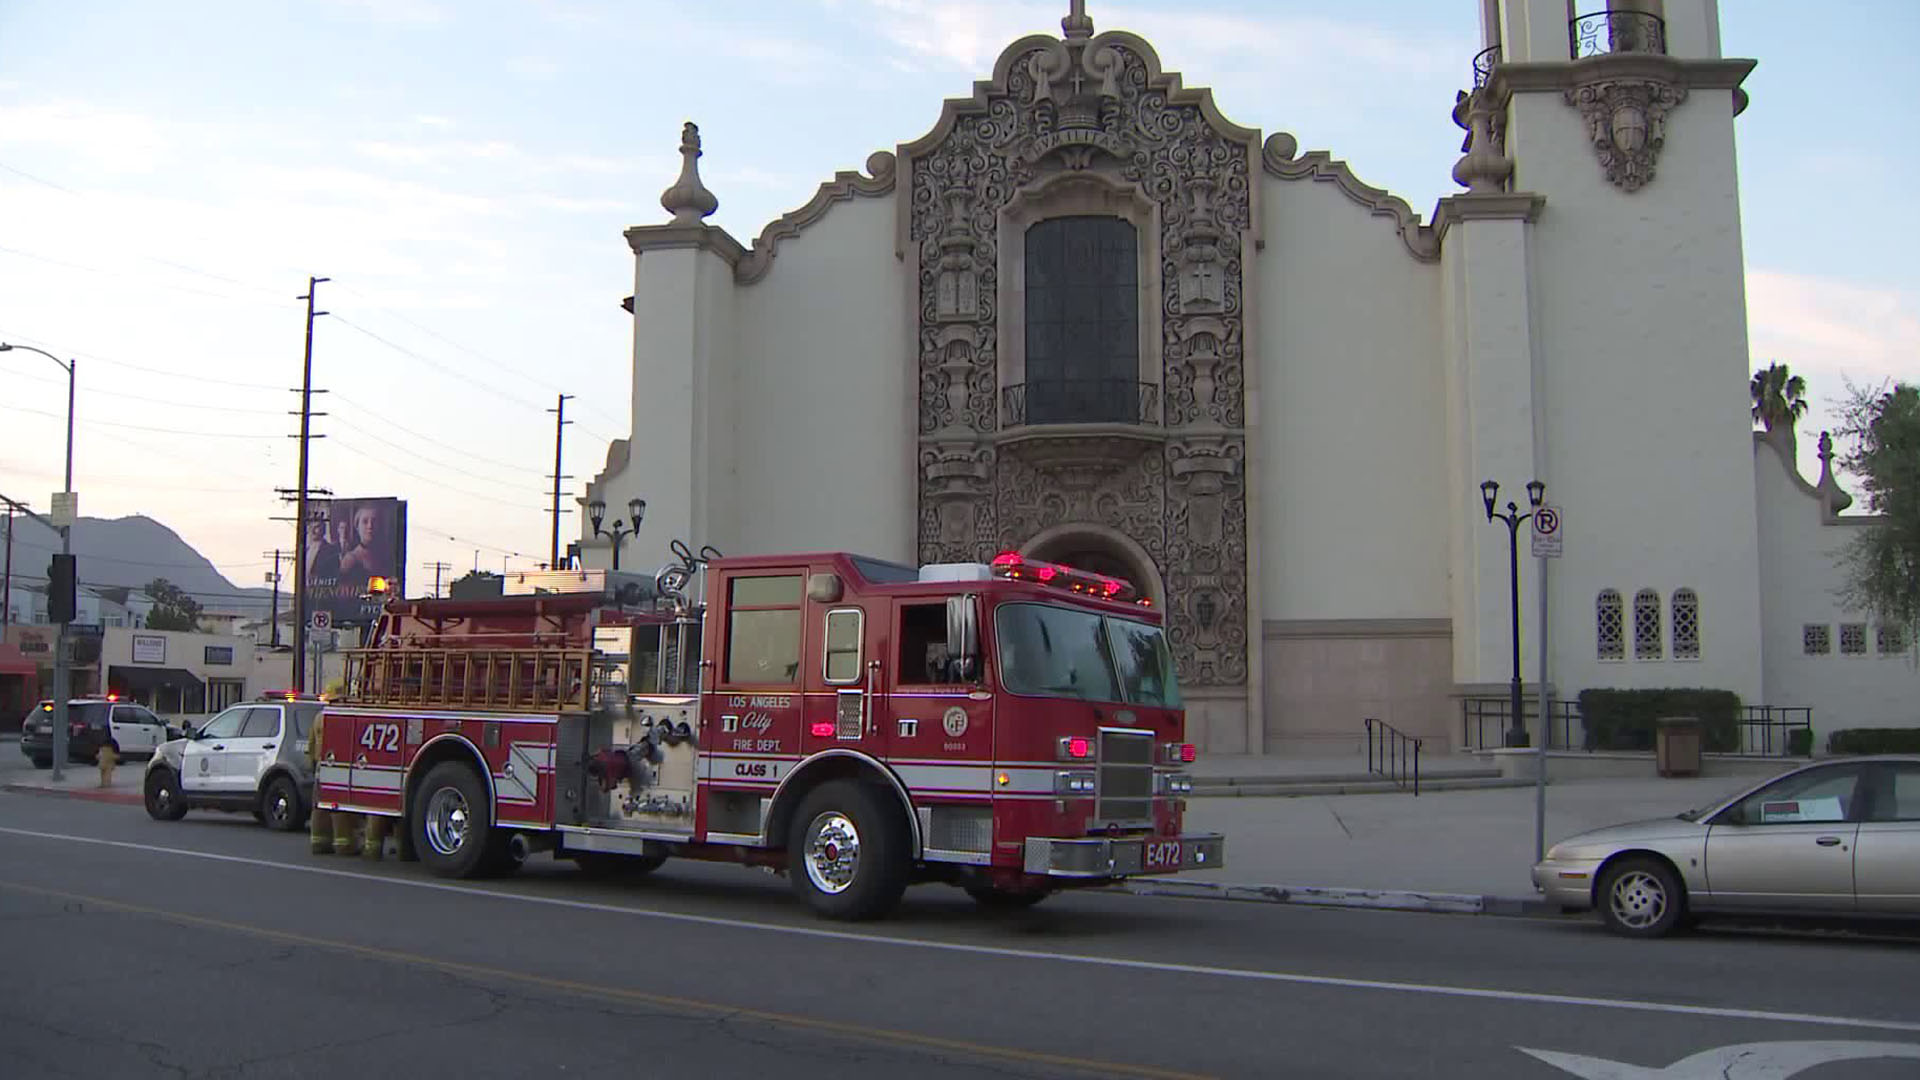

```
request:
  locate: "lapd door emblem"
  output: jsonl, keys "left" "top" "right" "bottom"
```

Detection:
{"left": 199, "top": 757, "right": 209, "bottom": 774}
{"left": 942, "top": 707, "right": 968, "bottom": 738}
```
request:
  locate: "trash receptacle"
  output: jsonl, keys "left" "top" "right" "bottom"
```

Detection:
{"left": 1656, "top": 717, "right": 1702, "bottom": 778}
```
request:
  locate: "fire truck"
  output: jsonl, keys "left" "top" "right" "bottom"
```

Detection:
{"left": 316, "top": 544, "right": 1224, "bottom": 920}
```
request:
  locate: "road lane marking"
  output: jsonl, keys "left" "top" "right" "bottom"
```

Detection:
{"left": 0, "top": 879, "right": 1212, "bottom": 1080}
{"left": 5, "top": 824, "right": 1920, "bottom": 1035}
{"left": 1520, "top": 1040, "right": 1920, "bottom": 1078}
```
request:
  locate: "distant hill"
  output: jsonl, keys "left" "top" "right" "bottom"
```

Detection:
{"left": 3, "top": 513, "right": 276, "bottom": 613}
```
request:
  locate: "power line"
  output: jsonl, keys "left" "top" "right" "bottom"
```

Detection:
{"left": 0, "top": 401, "right": 286, "bottom": 439}
{"left": 3, "top": 535, "right": 266, "bottom": 572}
{"left": 327, "top": 413, "right": 544, "bottom": 488}
{"left": 330, "top": 316, "right": 534, "bottom": 411}
{"left": 410, "top": 519, "right": 533, "bottom": 559}
{"left": 0, "top": 243, "right": 301, "bottom": 310}
{"left": 0, "top": 328, "right": 288, "bottom": 391}
{"left": 8, "top": 571, "right": 277, "bottom": 604}
{"left": 331, "top": 392, "right": 551, "bottom": 476}
{"left": 329, "top": 440, "right": 540, "bottom": 509}
{"left": 0, "top": 362, "right": 287, "bottom": 415}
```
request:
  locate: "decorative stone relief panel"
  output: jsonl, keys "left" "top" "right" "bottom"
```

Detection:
{"left": 905, "top": 24, "right": 1255, "bottom": 687}
{"left": 1565, "top": 78, "right": 1686, "bottom": 192}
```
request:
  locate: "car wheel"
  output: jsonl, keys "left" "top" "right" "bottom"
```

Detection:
{"left": 786, "top": 780, "right": 910, "bottom": 921}
{"left": 144, "top": 768, "right": 189, "bottom": 822}
{"left": 1598, "top": 856, "right": 1686, "bottom": 938}
{"left": 963, "top": 884, "right": 1051, "bottom": 910}
{"left": 259, "top": 775, "right": 303, "bottom": 832}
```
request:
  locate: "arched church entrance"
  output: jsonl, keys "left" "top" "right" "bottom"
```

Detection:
{"left": 1020, "top": 523, "right": 1165, "bottom": 611}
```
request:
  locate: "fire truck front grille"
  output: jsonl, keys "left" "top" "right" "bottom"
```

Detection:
{"left": 1097, "top": 729, "right": 1155, "bottom": 825}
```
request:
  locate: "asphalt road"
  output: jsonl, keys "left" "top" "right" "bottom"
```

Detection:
{"left": 2, "top": 784, "right": 1919, "bottom": 1078}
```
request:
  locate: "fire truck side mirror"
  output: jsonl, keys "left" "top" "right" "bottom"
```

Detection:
{"left": 946, "top": 594, "right": 979, "bottom": 681}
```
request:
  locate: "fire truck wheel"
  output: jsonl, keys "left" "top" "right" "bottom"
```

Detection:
{"left": 144, "top": 767, "right": 189, "bottom": 821}
{"left": 963, "top": 885, "right": 1051, "bottom": 910}
{"left": 787, "top": 780, "right": 910, "bottom": 921}
{"left": 413, "top": 761, "right": 502, "bottom": 879}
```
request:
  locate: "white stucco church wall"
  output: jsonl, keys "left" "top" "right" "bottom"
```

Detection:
{"left": 583, "top": 0, "right": 1917, "bottom": 755}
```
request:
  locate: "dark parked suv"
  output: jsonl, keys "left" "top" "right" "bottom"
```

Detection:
{"left": 19, "top": 698, "right": 171, "bottom": 768}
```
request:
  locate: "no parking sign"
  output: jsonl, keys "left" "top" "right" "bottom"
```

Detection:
{"left": 1531, "top": 505, "right": 1563, "bottom": 558}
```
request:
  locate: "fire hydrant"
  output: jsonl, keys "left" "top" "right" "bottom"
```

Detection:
{"left": 97, "top": 743, "right": 119, "bottom": 788}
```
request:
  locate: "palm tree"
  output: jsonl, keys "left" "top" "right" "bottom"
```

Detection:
{"left": 1750, "top": 363, "right": 1809, "bottom": 432}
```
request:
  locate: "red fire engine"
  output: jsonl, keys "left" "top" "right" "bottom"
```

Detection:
{"left": 317, "top": 545, "right": 1224, "bottom": 919}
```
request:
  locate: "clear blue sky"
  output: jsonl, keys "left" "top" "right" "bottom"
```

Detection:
{"left": 1, "top": 0, "right": 1913, "bottom": 595}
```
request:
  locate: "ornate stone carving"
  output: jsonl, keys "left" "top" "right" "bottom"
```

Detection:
{"left": 905, "top": 16, "right": 1254, "bottom": 686}
{"left": 1450, "top": 89, "right": 1513, "bottom": 194}
{"left": 1565, "top": 78, "right": 1687, "bottom": 192}
{"left": 660, "top": 121, "right": 718, "bottom": 225}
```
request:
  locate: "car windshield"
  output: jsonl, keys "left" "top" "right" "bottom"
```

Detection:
{"left": 994, "top": 602, "right": 1181, "bottom": 707}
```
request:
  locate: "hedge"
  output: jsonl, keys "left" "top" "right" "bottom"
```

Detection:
{"left": 1827, "top": 728, "right": 1920, "bottom": 755}
{"left": 1576, "top": 688, "right": 1742, "bottom": 753}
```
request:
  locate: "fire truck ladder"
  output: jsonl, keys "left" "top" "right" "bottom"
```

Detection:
{"left": 340, "top": 648, "right": 598, "bottom": 712}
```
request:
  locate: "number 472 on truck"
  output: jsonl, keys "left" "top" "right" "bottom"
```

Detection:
{"left": 316, "top": 547, "right": 1224, "bottom": 920}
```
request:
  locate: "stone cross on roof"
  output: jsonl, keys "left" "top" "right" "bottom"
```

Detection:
{"left": 1062, "top": 0, "right": 1093, "bottom": 40}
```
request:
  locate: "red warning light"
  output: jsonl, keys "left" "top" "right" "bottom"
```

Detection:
{"left": 810, "top": 722, "right": 835, "bottom": 738}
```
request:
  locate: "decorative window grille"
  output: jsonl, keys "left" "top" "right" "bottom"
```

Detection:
{"left": 1022, "top": 216, "right": 1140, "bottom": 424}
{"left": 1839, "top": 623, "right": 1867, "bottom": 655}
{"left": 1596, "top": 590, "right": 1624, "bottom": 660}
{"left": 1633, "top": 589, "right": 1663, "bottom": 659}
{"left": 1878, "top": 624, "right": 1908, "bottom": 655}
{"left": 1671, "top": 589, "right": 1700, "bottom": 659}
{"left": 1802, "top": 624, "right": 1831, "bottom": 655}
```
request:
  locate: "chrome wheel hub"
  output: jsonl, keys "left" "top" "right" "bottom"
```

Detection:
{"left": 803, "top": 812, "right": 861, "bottom": 895}
{"left": 1609, "top": 870, "right": 1667, "bottom": 929}
{"left": 425, "top": 786, "right": 472, "bottom": 856}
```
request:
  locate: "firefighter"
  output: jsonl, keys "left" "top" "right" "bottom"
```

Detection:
{"left": 306, "top": 708, "right": 364, "bottom": 856}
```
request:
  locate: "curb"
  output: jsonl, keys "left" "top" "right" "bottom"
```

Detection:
{"left": 1117, "top": 877, "right": 1559, "bottom": 918}
{"left": 1, "top": 783, "right": 144, "bottom": 807}
{"left": 1191, "top": 777, "right": 1536, "bottom": 799}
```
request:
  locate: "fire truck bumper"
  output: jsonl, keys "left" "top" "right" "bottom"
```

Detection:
{"left": 1023, "top": 833, "right": 1226, "bottom": 878}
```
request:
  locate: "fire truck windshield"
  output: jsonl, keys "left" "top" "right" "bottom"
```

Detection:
{"left": 994, "top": 602, "right": 1182, "bottom": 708}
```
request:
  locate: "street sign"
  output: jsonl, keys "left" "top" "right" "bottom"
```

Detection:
{"left": 310, "top": 610, "right": 332, "bottom": 631}
{"left": 1531, "top": 505, "right": 1563, "bottom": 558}
{"left": 49, "top": 491, "right": 77, "bottom": 528}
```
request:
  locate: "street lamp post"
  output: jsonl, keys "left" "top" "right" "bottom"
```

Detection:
{"left": 1481, "top": 478, "right": 1545, "bottom": 750}
{"left": 2, "top": 342, "right": 76, "bottom": 780}
{"left": 588, "top": 497, "right": 646, "bottom": 571}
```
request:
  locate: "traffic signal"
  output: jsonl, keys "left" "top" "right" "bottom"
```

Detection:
{"left": 47, "top": 554, "right": 77, "bottom": 624}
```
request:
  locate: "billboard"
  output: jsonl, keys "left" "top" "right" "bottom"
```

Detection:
{"left": 303, "top": 497, "right": 408, "bottom": 626}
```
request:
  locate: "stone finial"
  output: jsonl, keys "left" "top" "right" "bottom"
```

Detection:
{"left": 1815, "top": 430, "right": 1854, "bottom": 513}
{"left": 1062, "top": 0, "right": 1093, "bottom": 40}
{"left": 660, "top": 121, "right": 718, "bottom": 226}
{"left": 1450, "top": 89, "right": 1513, "bottom": 194}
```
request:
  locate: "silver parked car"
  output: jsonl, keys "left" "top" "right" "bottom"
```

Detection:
{"left": 1533, "top": 755, "right": 1920, "bottom": 937}
{"left": 143, "top": 694, "right": 323, "bottom": 832}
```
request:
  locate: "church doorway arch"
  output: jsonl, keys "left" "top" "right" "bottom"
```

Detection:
{"left": 1020, "top": 523, "right": 1165, "bottom": 611}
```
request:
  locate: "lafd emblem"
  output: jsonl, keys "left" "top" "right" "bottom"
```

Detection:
{"left": 942, "top": 707, "right": 968, "bottom": 738}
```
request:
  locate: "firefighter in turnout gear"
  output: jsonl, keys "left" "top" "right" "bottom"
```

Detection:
{"left": 306, "top": 708, "right": 365, "bottom": 856}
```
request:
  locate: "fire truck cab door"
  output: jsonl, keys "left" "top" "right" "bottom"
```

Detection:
{"left": 886, "top": 598, "right": 990, "bottom": 790}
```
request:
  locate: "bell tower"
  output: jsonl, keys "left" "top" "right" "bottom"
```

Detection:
{"left": 1448, "top": 0, "right": 1765, "bottom": 709}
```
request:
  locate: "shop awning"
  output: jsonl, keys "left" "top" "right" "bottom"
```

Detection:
{"left": 108, "top": 666, "right": 206, "bottom": 693}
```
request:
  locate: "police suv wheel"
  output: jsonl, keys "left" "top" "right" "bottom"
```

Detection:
{"left": 144, "top": 768, "right": 189, "bottom": 822}
{"left": 412, "top": 762, "right": 504, "bottom": 879}
{"left": 260, "top": 775, "right": 303, "bottom": 832}
{"left": 786, "top": 780, "right": 909, "bottom": 921}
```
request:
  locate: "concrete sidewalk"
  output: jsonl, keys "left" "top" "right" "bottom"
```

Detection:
{"left": 1, "top": 756, "right": 145, "bottom": 806}
{"left": 1147, "top": 771, "right": 1772, "bottom": 915}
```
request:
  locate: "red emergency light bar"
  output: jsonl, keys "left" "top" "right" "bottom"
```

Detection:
{"left": 990, "top": 552, "right": 1149, "bottom": 606}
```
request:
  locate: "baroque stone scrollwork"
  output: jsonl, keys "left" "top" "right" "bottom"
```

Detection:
{"left": 1565, "top": 78, "right": 1686, "bottom": 192}
{"left": 905, "top": 13, "right": 1254, "bottom": 686}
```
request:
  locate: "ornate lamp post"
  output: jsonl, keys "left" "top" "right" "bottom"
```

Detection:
{"left": 1481, "top": 478, "right": 1545, "bottom": 749}
{"left": 588, "top": 497, "right": 645, "bottom": 570}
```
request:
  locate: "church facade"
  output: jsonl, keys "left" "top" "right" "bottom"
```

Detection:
{"left": 584, "top": 0, "right": 1915, "bottom": 753}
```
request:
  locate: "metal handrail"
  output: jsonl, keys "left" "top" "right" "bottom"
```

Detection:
{"left": 1471, "top": 44, "right": 1501, "bottom": 88}
{"left": 1462, "top": 697, "right": 1585, "bottom": 752}
{"left": 1570, "top": 9, "right": 1666, "bottom": 58}
{"left": 339, "top": 647, "right": 597, "bottom": 712}
{"left": 1000, "top": 379, "right": 1160, "bottom": 427}
{"left": 1365, "top": 717, "right": 1423, "bottom": 796}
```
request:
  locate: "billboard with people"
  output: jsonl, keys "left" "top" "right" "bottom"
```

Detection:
{"left": 303, "top": 497, "right": 408, "bottom": 626}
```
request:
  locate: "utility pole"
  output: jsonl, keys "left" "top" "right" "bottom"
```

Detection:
{"left": 290, "top": 276, "right": 329, "bottom": 692}
{"left": 426, "top": 561, "right": 453, "bottom": 598}
{"left": 548, "top": 392, "right": 574, "bottom": 569}
{"left": 2, "top": 500, "right": 13, "bottom": 632}
{"left": 262, "top": 549, "right": 293, "bottom": 647}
